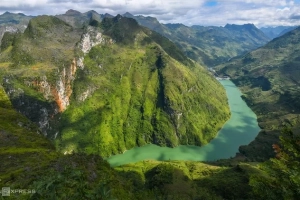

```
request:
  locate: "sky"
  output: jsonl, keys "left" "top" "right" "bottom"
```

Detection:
{"left": 1, "top": 0, "right": 300, "bottom": 27}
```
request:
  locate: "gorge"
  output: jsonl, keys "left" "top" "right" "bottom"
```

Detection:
{"left": 108, "top": 80, "right": 261, "bottom": 166}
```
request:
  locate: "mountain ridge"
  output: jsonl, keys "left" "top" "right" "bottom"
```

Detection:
{"left": 0, "top": 10, "right": 270, "bottom": 67}
{"left": 260, "top": 25, "right": 298, "bottom": 39}
{"left": 0, "top": 15, "right": 230, "bottom": 157}
{"left": 123, "top": 14, "right": 269, "bottom": 67}
{"left": 217, "top": 26, "right": 300, "bottom": 160}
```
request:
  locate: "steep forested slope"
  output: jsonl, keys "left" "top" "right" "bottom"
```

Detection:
{"left": 217, "top": 27, "right": 300, "bottom": 160}
{"left": 0, "top": 85, "right": 260, "bottom": 199}
{"left": 57, "top": 15, "right": 230, "bottom": 156}
{"left": 0, "top": 15, "right": 229, "bottom": 158}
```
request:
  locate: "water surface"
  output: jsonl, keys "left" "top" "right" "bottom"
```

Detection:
{"left": 107, "top": 80, "right": 260, "bottom": 167}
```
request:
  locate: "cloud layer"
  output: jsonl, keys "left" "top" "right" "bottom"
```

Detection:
{"left": 1, "top": 0, "right": 300, "bottom": 27}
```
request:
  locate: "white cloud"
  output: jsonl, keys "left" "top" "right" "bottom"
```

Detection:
{"left": 0, "top": 0, "right": 300, "bottom": 27}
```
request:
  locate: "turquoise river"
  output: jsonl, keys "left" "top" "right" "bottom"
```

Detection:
{"left": 107, "top": 80, "right": 261, "bottom": 167}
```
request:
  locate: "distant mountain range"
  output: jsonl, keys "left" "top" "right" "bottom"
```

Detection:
{"left": 0, "top": 12, "right": 33, "bottom": 46}
{"left": 260, "top": 26, "right": 298, "bottom": 39}
{"left": 123, "top": 12, "right": 270, "bottom": 67}
{"left": 55, "top": 10, "right": 271, "bottom": 67}
{"left": 0, "top": 10, "right": 272, "bottom": 67}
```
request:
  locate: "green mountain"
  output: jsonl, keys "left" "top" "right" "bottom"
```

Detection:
{"left": 217, "top": 27, "right": 300, "bottom": 160}
{"left": 0, "top": 15, "right": 229, "bottom": 158}
{"left": 1, "top": 12, "right": 299, "bottom": 200}
{"left": 123, "top": 13, "right": 269, "bottom": 67}
{"left": 0, "top": 84, "right": 264, "bottom": 199}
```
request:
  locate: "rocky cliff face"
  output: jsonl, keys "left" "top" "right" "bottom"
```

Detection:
{"left": 77, "top": 26, "right": 114, "bottom": 69}
{"left": 53, "top": 58, "right": 77, "bottom": 112}
{"left": 1, "top": 25, "right": 110, "bottom": 136}
{"left": 3, "top": 58, "right": 78, "bottom": 136}
{"left": 0, "top": 15, "right": 230, "bottom": 158}
{"left": 75, "top": 26, "right": 114, "bottom": 101}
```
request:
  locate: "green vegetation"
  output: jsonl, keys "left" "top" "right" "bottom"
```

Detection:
{"left": 0, "top": 85, "right": 59, "bottom": 189}
{"left": 55, "top": 16, "right": 229, "bottom": 157}
{"left": 1, "top": 90, "right": 298, "bottom": 199}
{"left": 115, "top": 159, "right": 263, "bottom": 199}
{"left": 217, "top": 26, "right": 300, "bottom": 161}
{"left": 0, "top": 92, "right": 264, "bottom": 199}
{"left": 0, "top": 15, "right": 229, "bottom": 158}
{"left": 0, "top": 12, "right": 299, "bottom": 200}
{"left": 250, "top": 128, "right": 300, "bottom": 199}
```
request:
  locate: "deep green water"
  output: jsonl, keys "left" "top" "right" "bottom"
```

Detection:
{"left": 107, "top": 80, "right": 260, "bottom": 167}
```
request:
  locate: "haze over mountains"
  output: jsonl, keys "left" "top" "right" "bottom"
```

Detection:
{"left": 260, "top": 26, "right": 298, "bottom": 39}
{"left": 122, "top": 12, "right": 270, "bottom": 67}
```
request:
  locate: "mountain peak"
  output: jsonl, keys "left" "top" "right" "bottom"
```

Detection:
{"left": 25, "top": 15, "right": 72, "bottom": 38}
{"left": 3, "top": 11, "right": 12, "bottom": 15}
{"left": 123, "top": 12, "right": 134, "bottom": 18}
{"left": 85, "top": 10, "right": 99, "bottom": 17}
{"left": 164, "top": 23, "right": 187, "bottom": 29}
{"left": 102, "top": 13, "right": 114, "bottom": 18}
{"left": 65, "top": 9, "right": 81, "bottom": 15}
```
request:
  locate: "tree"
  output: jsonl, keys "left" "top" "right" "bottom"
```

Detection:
{"left": 250, "top": 128, "right": 300, "bottom": 199}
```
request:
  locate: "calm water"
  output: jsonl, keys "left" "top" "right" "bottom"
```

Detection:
{"left": 107, "top": 80, "right": 260, "bottom": 167}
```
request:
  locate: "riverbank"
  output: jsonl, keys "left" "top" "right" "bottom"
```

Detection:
{"left": 107, "top": 80, "right": 260, "bottom": 167}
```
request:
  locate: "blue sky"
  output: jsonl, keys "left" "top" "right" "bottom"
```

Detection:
{"left": 0, "top": 0, "right": 300, "bottom": 27}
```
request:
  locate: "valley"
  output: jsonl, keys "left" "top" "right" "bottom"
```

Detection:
{"left": 108, "top": 80, "right": 261, "bottom": 167}
{"left": 217, "top": 26, "right": 300, "bottom": 161}
{"left": 0, "top": 8, "right": 299, "bottom": 200}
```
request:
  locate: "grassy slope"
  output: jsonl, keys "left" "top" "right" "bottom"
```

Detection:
{"left": 0, "top": 14, "right": 274, "bottom": 200}
{"left": 0, "top": 83, "right": 262, "bottom": 200}
{"left": 115, "top": 160, "right": 263, "bottom": 199}
{"left": 0, "top": 86, "right": 148, "bottom": 200}
{"left": 0, "top": 85, "right": 58, "bottom": 187}
{"left": 56, "top": 16, "right": 230, "bottom": 157}
{"left": 217, "top": 27, "right": 300, "bottom": 161}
